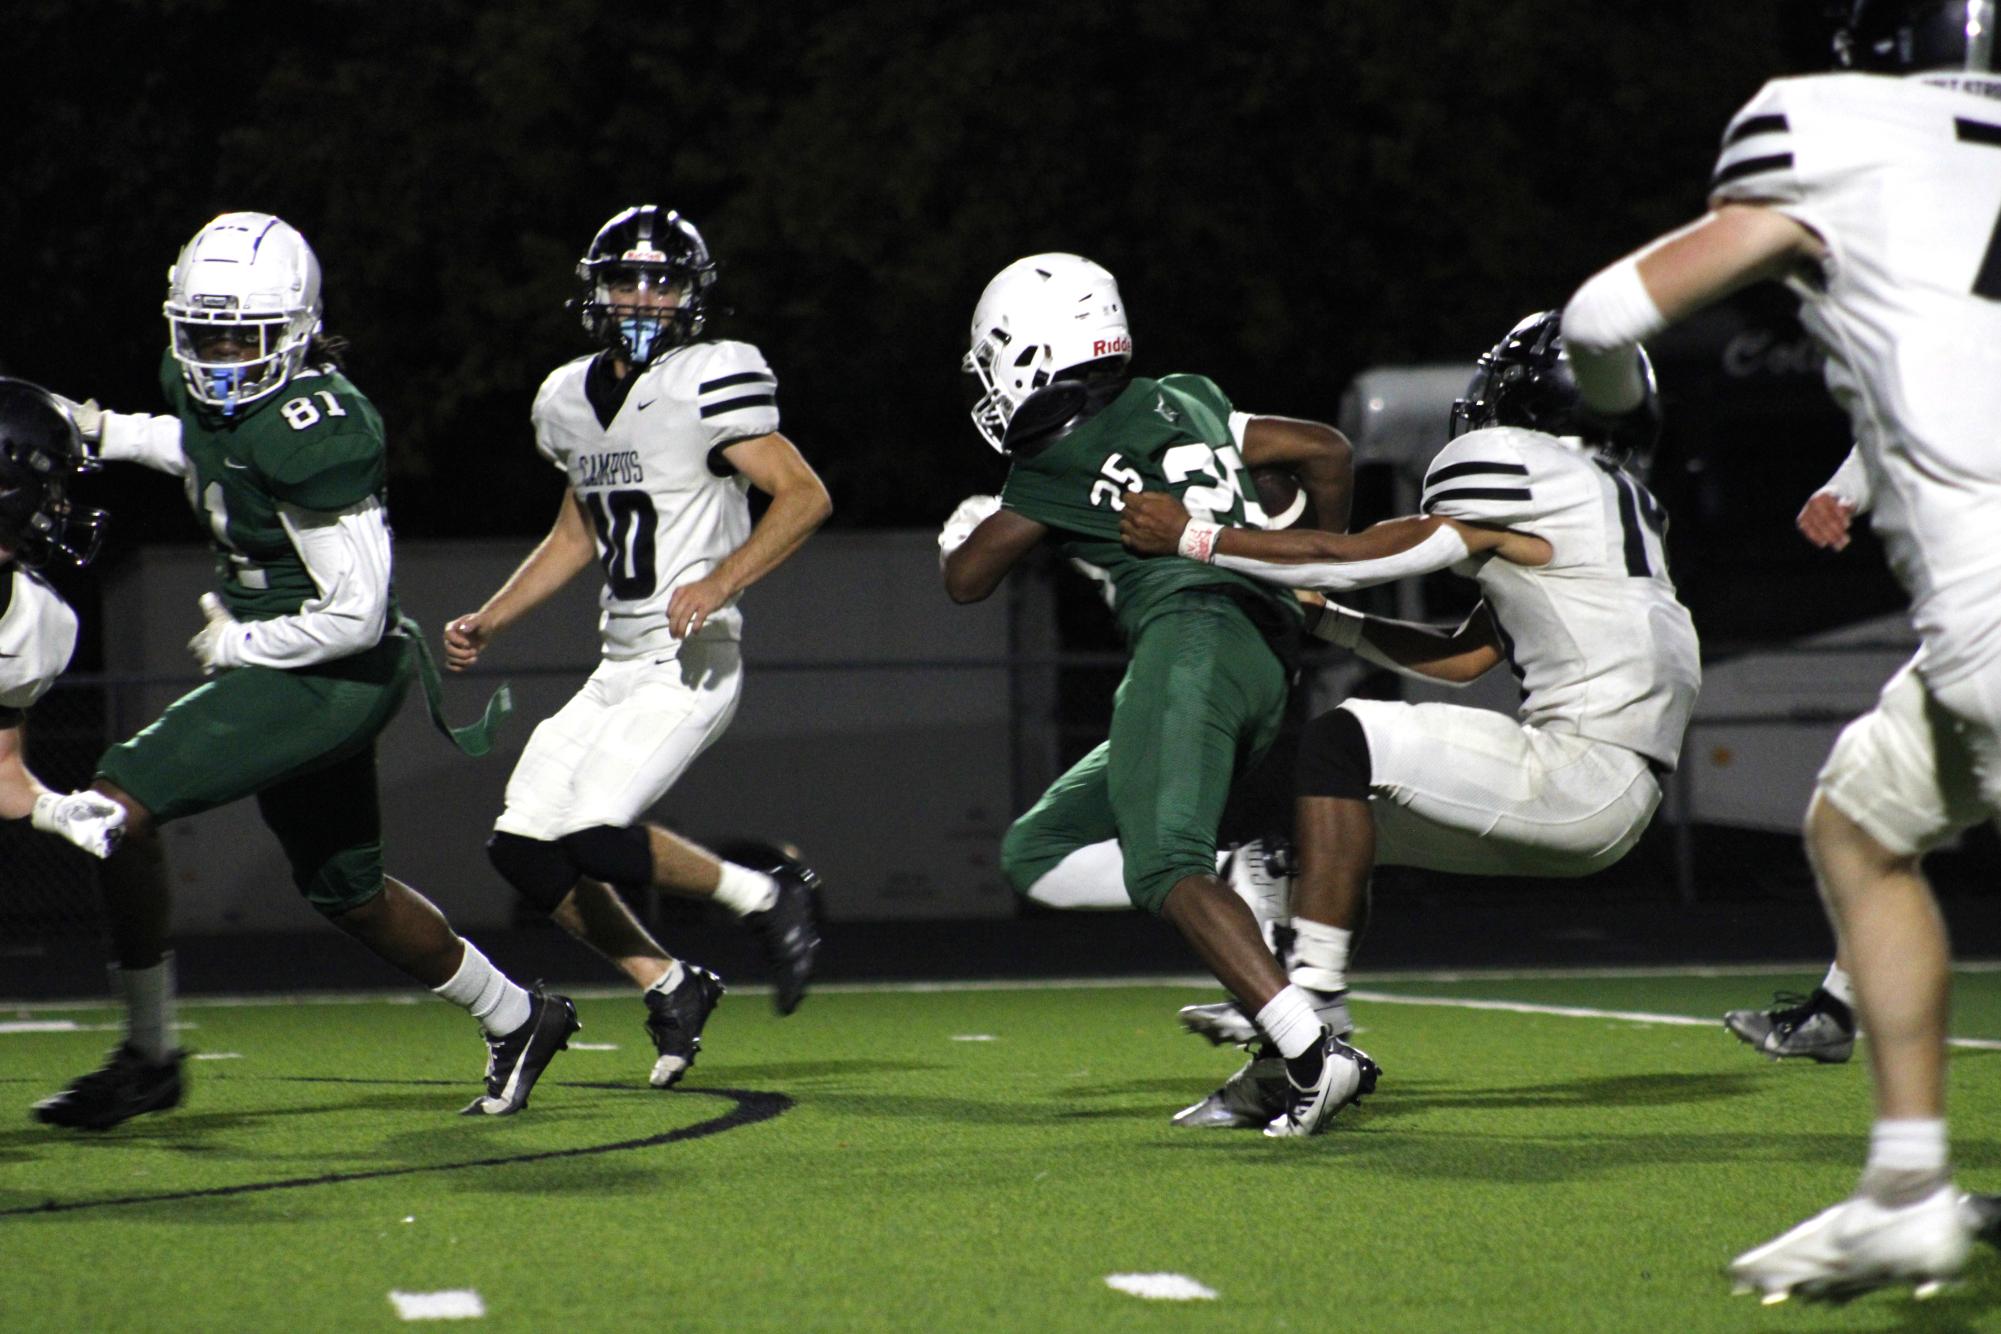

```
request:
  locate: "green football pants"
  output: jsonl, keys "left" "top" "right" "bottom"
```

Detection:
{"left": 96, "top": 635, "right": 413, "bottom": 914}
{"left": 1001, "top": 593, "right": 1289, "bottom": 913}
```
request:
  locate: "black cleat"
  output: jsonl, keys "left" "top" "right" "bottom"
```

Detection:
{"left": 644, "top": 963, "right": 726, "bottom": 1089}
{"left": 744, "top": 857, "right": 823, "bottom": 1016}
{"left": 1725, "top": 988, "right": 1856, "bottom": 1063}
{"left": 33, "top": 1044, "right": 184, "bottom": 1131}
{"left": 461, "top": 987, "right": 580, "bottom": 1116}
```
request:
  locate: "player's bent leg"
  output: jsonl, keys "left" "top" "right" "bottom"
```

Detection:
{"left": 487, "top": 830, "right": 582, "bottom": 914}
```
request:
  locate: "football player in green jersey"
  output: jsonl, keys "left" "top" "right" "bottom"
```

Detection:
{"left": 33, "top": 213, "right": 573, "bottom": 1132}
{"left": 941, "top": 252, "right": 1375, "bottom": 1136}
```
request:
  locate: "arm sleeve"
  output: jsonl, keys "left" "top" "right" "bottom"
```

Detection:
{"left": 1213, "top": 524, "right": 1472, "bottom": 592}
{"left": 222, "top": 499, "right": 393, "bottom": 669}
{"left": 1819, "top": 444, "right": 1873, "bottom": 513}
{"left": 97, "top": 412, "right": 189, "bottom": 477}
{"left": 696, "top": 342, "right": 781, "bottom": 447}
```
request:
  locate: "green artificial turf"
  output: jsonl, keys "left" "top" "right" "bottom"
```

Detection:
{"left": 3, "top": 971, "right": 1999, "bottom": 1331}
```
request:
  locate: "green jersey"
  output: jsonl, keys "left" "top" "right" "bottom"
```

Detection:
{"left": 159, "top": 353, "right": 393, "bottom": 624}
{"left": 1000, "top": 374, "right": 1303, "bottom": 642}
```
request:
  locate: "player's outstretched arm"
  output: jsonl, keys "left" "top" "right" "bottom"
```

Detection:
{"left": 446, "top": 490, "right": 598, "bottom": 671}
{"left": 1121, "top": 492, "right": 1549, "bottom": 592}
{"left": 942, "top": 505, "right": 1048, "bottom": 604}
{"left": 667, "top": 432, "right": 832, "bottom": 638}
{"left": 1565, "top": 203, "right": 1823, "bottom": 415}
{"left": 1239, "top": 416, "right": 1354, "bottom": 533}
{"left": 1311, "top": 600, "right": 1505, "bottom": 686}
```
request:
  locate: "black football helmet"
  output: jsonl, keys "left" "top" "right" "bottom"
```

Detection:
{"left": 0, "top": 378, "right": 106, "bottom": 569}
{"left": 1835, "top": 0, "right": 1997, "bottom": 72}
{"left": 575, "top": 205, "right": 718, "bottom": 368}
{"left": 1449, "top": 311, "right": 1662, "bottom": 463}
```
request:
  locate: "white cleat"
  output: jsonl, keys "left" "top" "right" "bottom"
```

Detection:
{"left": 1728, "top": 1185, "right": 1973, "bottom": 1303}
{"left": 1263, "top": 1031, "right": 1380, "bottom": 1139}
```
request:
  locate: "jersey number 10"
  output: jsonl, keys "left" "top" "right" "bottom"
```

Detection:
{"left": 583, "top": 489, "right": 659, "bottom": 599}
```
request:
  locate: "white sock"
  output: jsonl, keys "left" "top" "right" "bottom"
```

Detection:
{"left": 1022, "top": 839, "right": 1129, "bottom": 909}
{"left": 713, "top": 861, "right": 779, "bottom": 916}
{"left": 432, "top": 941, "right": 532, "bottom": 1037}
{"left": 1821, "top": 963, "right": 1855, "bottom": 1008}
{"left": 646, "top": 960, "right": 687, "bottom": 995}
{"left": 1867, "top": 1118, "right": 1948, "bottom": 1175}
{"left": 116, "top": 955, "right": 177, "bottom": 1062}
{"left": 1289, "top": 918, "right": 1352, "bottom": 994}
{"left": 1255, "top": 985, "right": 1324, "bottom": 1060}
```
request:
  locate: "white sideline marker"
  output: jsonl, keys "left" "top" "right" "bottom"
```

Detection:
{"left": 570, "top": 1042, "right": 619, "bottom": 1051}
{"left": 1105, "top": 1273, "right": 1218, "bottom": 1301}
{"left": 0, "top": 1020, "right": 81, "bottom": 1034}
{"left": 950, "top": 1034, "right": 998, "bottom": 1042}
{"left": 389, "top": 1289, "right": 485, "bottom": 1321}
{"left": 192, "top": 1052, "right": 241, "bottom": 1061}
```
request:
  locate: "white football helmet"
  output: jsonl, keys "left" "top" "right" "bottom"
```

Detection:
{"left": 963, "top": 253, "right": 1131, "bottom": 452}
{"left": 164, "top": 212, "right": 323, "bottom": 415}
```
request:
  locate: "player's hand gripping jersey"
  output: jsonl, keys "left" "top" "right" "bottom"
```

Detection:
{"left": 97, "top": 354, "right": 394, "bottom": 667}
{"left": 0, "top": 569, "right": 78, "bottom": 713}
{"left": 532, "top": 340, "right": 778, "bottom": 660}
{"left": 1711, "top": 71, "right": 2001, "bottom": 682}
{"left": 1000, "top": 375, "right": 1303, "bottom": 643}
{"left": 1417, "top": 428, "right": 1701, "bottom": 769}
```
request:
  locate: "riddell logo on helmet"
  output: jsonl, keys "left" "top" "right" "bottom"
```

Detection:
{"left": 622, "top": 248, "right": 668, "bottom": 263}
{"left": 1093, "top": 336, "right": 1132, "bottom": 357}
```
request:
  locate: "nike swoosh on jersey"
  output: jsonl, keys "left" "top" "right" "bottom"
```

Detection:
{"left": 636, "top": 399, "right": 656, "bottom": 410}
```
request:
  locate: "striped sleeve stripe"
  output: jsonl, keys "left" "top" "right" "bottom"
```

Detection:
{"left": 1724, "top": 112, "right": 1789, "bottom": 146}
{"left": 699, "top": 370, "right": 776, "bottom": 394}
{"left": 1711, "top": 151, "right": 1794, "bottom": 189}
{"left": 1421, "top": 486, "right": 1533, "bottom": 511}
{"left": 1957, "top": 117, "right": 2001, "bottom": 147}
{"left": 699, "top": 393, "right": 777, "bottom": 419}
{"left": 1425, "top": 460, "right": 1529, "bottom": 487}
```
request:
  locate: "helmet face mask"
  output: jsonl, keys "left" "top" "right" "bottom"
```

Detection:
{"left": 964, "top": 253, "right": 1131, "bottom": 453}
{"left": 165, "top": 212, "right": 323, "bottom": 416}
{"left": 1835, "top": 0, "right": 1998, "bottom": 73}
{"left": 576, "top": 206, "right": 716, "bottom": 368}
{"left": 0, "top": 378, "right": 106, "bottom": 570}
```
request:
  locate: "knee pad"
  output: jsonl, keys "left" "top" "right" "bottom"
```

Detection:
{"left": 1297, "top": 706, "right": 1373, "bottom": 800}
{"left": 558, "top": 824, "right": 654, "bottom": 889}
{"left": 487, "top": 831, "right": 581, "bottom": 913}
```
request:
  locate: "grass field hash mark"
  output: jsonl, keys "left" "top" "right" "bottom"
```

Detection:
{"left": 0, "top": 1085, "right": 791, "bottom": 1219}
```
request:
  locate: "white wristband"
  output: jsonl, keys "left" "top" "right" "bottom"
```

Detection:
{"left": 1310, "top": 603, "right": 1367, "bottom": 649}
{"left": 1178, "top": 519, "right": 1222, "bottom": 563}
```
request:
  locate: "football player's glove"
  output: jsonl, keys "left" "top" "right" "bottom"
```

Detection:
{"left": 188, "top": 592, "right": 245, "bottom": 674}
{"left": 31, "top": 789, "right": 126, "bottom": 859}
{"left": 937, "top": 493, "right": 1002, "bottom": 568}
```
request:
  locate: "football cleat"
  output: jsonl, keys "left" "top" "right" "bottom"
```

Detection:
{"left": 1729, "top": 1185, "right": 1973, "bottom": 1303}
{"left": 1964, "top": 1192, "right": 2001, "bottom": 1247}
{"left": 461, "top": 987, "right": 580, "bottom": 1117}
{"left": 1725, "top": 988, "right": 1856, "bottom": 1063}
{"left": 1178, "top": 1000, "right": 1261, "bottom": 1048}
{"left": 1263, "top": 1030, "right": 1380, "bottom": 1139}
{"left": 744, "top": 857, "right": 823, "bottom": 1016}
{"left": 32, "top": 1044, "right": 184, "bottom": 1131}
{"left": 1172, "top": 1047, "right": 1288, "bottom": 1129}
{"left": 644, "top": 963, "right": 726, "bottom": 1089}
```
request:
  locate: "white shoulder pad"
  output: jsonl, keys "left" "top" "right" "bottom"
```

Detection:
{"left": 0, "top": 571, "right": 79, "bottom": 710}
{"left": 692, "top": 341, "right": 780, "bottom": 448}
{"left": 530, "top": 356, "right": 594, "bottom": 472}
{"left": 1420, "top": 427, "right": 1539, "bottom": 526}
{"left": 1710, "top": 78, "right": 1810, "bottom": 207}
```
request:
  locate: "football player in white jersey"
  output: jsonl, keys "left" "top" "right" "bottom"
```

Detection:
{"left": 1120, "top": 313, "right": 1701, "bottom": 1127}
{"left": 444, "top": 205, "right": 832, "bottom": 1090}
{"left": 1559, "top": 0, "right": 2001, "bottom": 1300}
{"left": 0, "top": 378, "right": 124, "bottom": 859}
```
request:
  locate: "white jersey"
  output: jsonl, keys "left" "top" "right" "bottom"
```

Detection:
{"left": 1711, "top": 72, "right": 2001, "bottom": 684}
{"left": 0, "top": 568, "right": 78, "bottom": 711}
{"left": 531, "top": 340, "right": 781, "bottom": 659}
{"left": 1420, "top": 427, "right": 1702, "bottom": 770}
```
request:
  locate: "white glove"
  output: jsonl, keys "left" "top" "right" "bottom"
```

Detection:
{"left": 938, "top": 494, "right": 1003, "bottom": 568}
{"left": 31, "top": 790, "right": 127, "bottom": 859}
{"left": 188, "top": 592, "right": 245, "bottom": 674}
{"left": 52, "top": 394, "right": 104, "bottom": 447}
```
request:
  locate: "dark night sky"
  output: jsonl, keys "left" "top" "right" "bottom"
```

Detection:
{"left": 2, "top": 2, "right": 1859, "bottom": 634}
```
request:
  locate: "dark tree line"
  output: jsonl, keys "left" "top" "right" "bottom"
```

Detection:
{"left": 4, "top": 1, "right": 1819, "bottom": 550}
